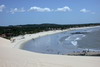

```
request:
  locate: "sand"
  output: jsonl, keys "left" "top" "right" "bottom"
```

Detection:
{"left": 0, "top": 46, "right": 100, "bottom": 67}
{"left": 0, "top": 37, "right": 11, "bottom": 47}
{"left": 0, "top": 26, "right": 100, "bottom": 67}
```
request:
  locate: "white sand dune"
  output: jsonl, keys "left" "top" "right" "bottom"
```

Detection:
{"left": 0, "top": 26, "right": 100, "bottom": 67}
{"left": 0, "top": 37, "right": 11, "bottom": 47}
{"left": 0, "top": 46, "right": 100, "bottom": 67}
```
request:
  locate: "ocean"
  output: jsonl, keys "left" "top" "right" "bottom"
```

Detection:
{"left": 21, "top": 26, "right": 100, "bottom": 54}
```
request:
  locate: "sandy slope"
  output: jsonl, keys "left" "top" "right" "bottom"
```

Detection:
{"left": 0, "top": 37, "right": 100, "bottom": 67}
{"left": 0, "top": 46, "right": 100, "bottom": 67}
{"left": 0, "top": 37, "right": 11, "bottom": 47}
{"left": 0, "top": 26, "right": 100, "bottom": 67}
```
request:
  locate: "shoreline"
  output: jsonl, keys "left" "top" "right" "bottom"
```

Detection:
{"left": 11, "top": 25, "right": 100, "bottom": 49}
{"left": 0, "top": 26, "right": 100, "bottom": 67}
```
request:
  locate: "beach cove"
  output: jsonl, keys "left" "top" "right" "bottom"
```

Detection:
{"left": 12, "top": 26, "right": 100, "bottom": 55}
{"left": 0, "top": 26, "right": 100, "bottom": 67}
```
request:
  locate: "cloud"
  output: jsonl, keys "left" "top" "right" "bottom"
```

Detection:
{"left": 10, "top": 8, "right": 25, "bottom": 14}
{"left": 28, "top": 6, "right": 52, "bottom": 12}
{"left": 80, "top": 8, "right": 90, "bottom": 13}
{"left": 0, "top": 4, "right": 5, "bottom": 12}
{"left": 56, "top": 6, "right": 72, "bottom": 12}
{"left": 80, "top": 8, "right": 95, "bottom": 14}
{"left": 9, "top": 6, "right": 72, "bottom": 13}
{"left": 28, "top": 6, "right": 72, "bottom": 12}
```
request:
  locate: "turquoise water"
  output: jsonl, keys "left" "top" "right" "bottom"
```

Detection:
{"left": 21, "top": 26, "right": 100, "bottom": 54}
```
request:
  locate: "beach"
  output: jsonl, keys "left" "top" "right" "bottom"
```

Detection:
{"left": 0, "top": 26, "right": 100, "bottom": 67}
{"left": 21, "top": 26, "right": 100, "bottom": 55}
{"left": 11, "top": 26, "right": 100, "bottom": 49}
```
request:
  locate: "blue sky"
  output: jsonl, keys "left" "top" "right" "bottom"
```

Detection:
{"left": 0, "top": 0, "right": 100, "bottom": 26}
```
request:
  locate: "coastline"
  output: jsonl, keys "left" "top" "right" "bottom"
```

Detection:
{"left": 11, "top": 26, "right": 100, "bottom": 49}
{"left": 0, "top": 26, "right": 100, "bottom": 67}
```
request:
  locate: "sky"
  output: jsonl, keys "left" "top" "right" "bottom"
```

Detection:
{"left": 0, "top": 0, "right": 100, "bottom": 26}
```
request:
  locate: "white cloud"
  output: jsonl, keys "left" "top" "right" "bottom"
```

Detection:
{"left": 10, "top": 8, "right": 25, "bottom": 14}
{"left": 28, "top": 6, "right": 72, "bottom": 12}
{"left": 56, "top": 6, "right": 72, "bottom": 12}
{"left": 80, "top": 8, "right": 95, "bottom": 14}
{"left": 28, "top": 6, "right": 52, "bottom": 12}
{"left": 80, "top": 8, "right": 90, "bottom": 13}
{"left": 0, "top": 4, "right": 5, "bottom": 12}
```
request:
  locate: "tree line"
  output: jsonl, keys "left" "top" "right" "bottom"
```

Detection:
{"left": 0, "top": 23, "right": 100, "bottom": 39}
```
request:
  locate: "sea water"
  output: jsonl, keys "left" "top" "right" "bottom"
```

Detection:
{"left": 21, "top": 26, "right": 100, "bottom": 54}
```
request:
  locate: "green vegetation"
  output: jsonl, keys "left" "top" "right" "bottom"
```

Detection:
{"left": 0, "top": 23, "right": 100, "bottom": 39}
